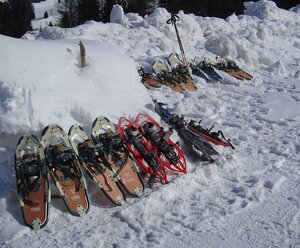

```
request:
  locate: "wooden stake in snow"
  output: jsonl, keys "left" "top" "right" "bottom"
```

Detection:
{"left": 79, "top": 41, "right": 87, "bottom": 68}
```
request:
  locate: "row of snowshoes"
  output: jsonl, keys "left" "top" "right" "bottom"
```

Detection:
{"left": 15, "top": 117, "right": 144, "bottom": 230}
{"left": 153, "top": 100, "right": 235, "bottom": 161}
{"left": 15, "top": 114, "right": 187, "bottom": 230}
{"left": 138, "top": 54, "right": 253, "bottom": 92}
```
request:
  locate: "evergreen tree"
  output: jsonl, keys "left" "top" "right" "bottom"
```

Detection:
{"left": 58, "top": 0, "right": 78, "bottom": 28}
{"left": 3, "top": 0, "right": 35, "bottom": 37}
{"left": 77, "top": 0, "right": 101, "bottom": 25}
{"left": 44, "top": 11, "right": 49, "bottom": 19}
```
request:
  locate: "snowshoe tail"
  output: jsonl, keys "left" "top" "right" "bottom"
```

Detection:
{"left": 68, "top": 124, "right": 125, "bottom": 205}
{"left": 92, "top": 116, "right": 144, "bottom": 197}
{"left": 15, "top": 134, "right": 50, "bottom": 230}
{"left": 41, "top": 124, "right": 90, "bottom": 216}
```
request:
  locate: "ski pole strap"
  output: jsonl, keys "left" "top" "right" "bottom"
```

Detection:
{"left": 167, "top": 14, "right": 180, "bottom": 25}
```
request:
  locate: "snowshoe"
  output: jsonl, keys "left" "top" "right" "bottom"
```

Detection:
{"left": 91, "top": 117, "right": 144, "bottom": 197}
{"left": 187, "top": 120, "right": 235, "bottom": 149}
{"left": 168, "top": 53, "right": 197, "bottom": 91}
{"left": 41, "top": 124, "right": 89, "bottom": 217}
{"left": 152, "top": 59, "right": 185, "bottom": 93}
{"left": 214, "top": 56, "right": 253, "bottom": 80}
{"left": 192, "top": 57, "right": 222, "bottom": 82}
{"left": 135, "top": 113, "right": 187, "bottom": 174}
{"left": 153, "top": 100, "right": 219, "bottom": 162}
{"left": 118, "top": 116, "right": 168, "bottom": 187}
{"left": 68, "top": 125, "right": 125, "bottom": 205}
{"left": 137, "top": 66, "right": 161, "bottom": 89}
{"left": 15, "top": 134, "right": 50, "bottom": 230}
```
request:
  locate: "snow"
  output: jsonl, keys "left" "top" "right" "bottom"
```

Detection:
{"left": 1, "top": 0, "right": 300, "bottom": 247}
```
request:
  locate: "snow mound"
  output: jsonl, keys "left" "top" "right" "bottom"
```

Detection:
{"left": 0, "top": 35, "right": 150, "bottom": 135}
{"left": 110, "top": 4, "right": 128, "bottom": 26}
{"left": 244, "top": 0, "right": 299, "bottom": 21}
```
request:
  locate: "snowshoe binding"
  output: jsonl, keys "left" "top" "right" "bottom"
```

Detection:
{"left": 168, "top": 53, "right": 197, "bottom": 91}
{"left": 153, "top": 59, "right": 185, "bottom": 93}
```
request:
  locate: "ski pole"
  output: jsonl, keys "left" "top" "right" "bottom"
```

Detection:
{"left": 167, "top": 14, "right": 191, "bottom": 78}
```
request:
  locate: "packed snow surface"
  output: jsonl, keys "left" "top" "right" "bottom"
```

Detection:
{"left": 1, "top": 1, "right": 300, "bottom": 247}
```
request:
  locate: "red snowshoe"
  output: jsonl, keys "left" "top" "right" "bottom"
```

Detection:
{"left": 118, "top": 117, "right": 168, "bottom": 187}
{"left": 135, "top": 113, "right": 187, "bottom": 174}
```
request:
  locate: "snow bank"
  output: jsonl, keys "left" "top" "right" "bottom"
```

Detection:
{"left": 0, "top": 35, "right": 150, "bottom": 135}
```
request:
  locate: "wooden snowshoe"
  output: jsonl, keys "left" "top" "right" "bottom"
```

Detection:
{"left": 137, "top": 66, "right": 161, "bottom": 89}
{"left": 118, "top": 116, "right": 168, "bottom": 187}
{"left": 153, "top": 59, "right": 185, "bottom": 93}
{"left": 68, "top": 124, "right": 125, "bottom": 205}
{"left": 168, "top": 53, "right": 197, "bottom": 91}
{"left": 135, "top": 113, "right": 187, "bottom": 174}
{"left": 41, "top": 124, "right": 89, "bottom": 217}
{"left": 15, "top": 134, "right": 50, "bottom": 230}
{"left": 92, "top": 117, "right": 144, "bottom": 197}
{"left": 214, "top": 57, "right": 253, "bottom": 80}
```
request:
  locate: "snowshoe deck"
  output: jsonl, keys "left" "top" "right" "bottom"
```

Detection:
{"left": 153, "top": 59, "right": 184, "bottom": 93}
{"left": 41, "top": 124, "right": 89, "bottom": 217}
{"left": 214, "top": 57, "right": 253, "bottom": 80}
{"left": 137, "top": 66, "right": 161, "bottom": 89}
{"left": 135, "top": 113, "right": 187, "bottom": 174}
{"left": 118, "top": 116, "right": 168, "bottom": 187}
{"left": 168, "top": 53, "right": 197, "bottom": 91}
{"left": 15, "top": 134, "right": 50, "bottom": 230}
{"left": 68, "top": 125, "right": 125, "bottom": 205}
{"left": 92, "top": 117, "right": 144, "bottom": 197}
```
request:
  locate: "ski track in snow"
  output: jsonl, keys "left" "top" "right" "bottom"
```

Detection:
{"left": 1, "top": 1, "right": 300, "bottom": 247}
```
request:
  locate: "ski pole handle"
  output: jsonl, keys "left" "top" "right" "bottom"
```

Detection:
{"left": 167, "top": 14, "right": 180, "bottom": 25}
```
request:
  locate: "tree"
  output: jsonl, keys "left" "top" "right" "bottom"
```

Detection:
{"left": 58, "top": 0, "right": 78, "bottom": 27}
{"left": 1, "top": 0, "right": 35, "bottom": 37}
{"left": 77, "top": 0, "right": 101, "bottom": 25}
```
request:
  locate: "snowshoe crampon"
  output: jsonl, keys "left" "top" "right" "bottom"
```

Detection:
{"left": 15, "top": 134, "right": 50, "bottom": 230}
{"left": 135, "top": 113, "right": 187, "bottom": 174}
{"left": 137, "top": 66, "right": 161, "bottom": 89}
{"left": 41, "top": 124, "right": 89, "bottom": 217}
{"left": 153, "top": 59, "right": 184, "bottom": 93}
{"left": 118, "top": 116, "right": 168, "bottom": 187}
{"left": 68, "top": 124, "right": 125, "bottom": 205}
{"left": 168, "top": 53, "right": 197, "bottom": 91}
{"left": 92, "top": 116, "right": 144, "bottom": 197}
